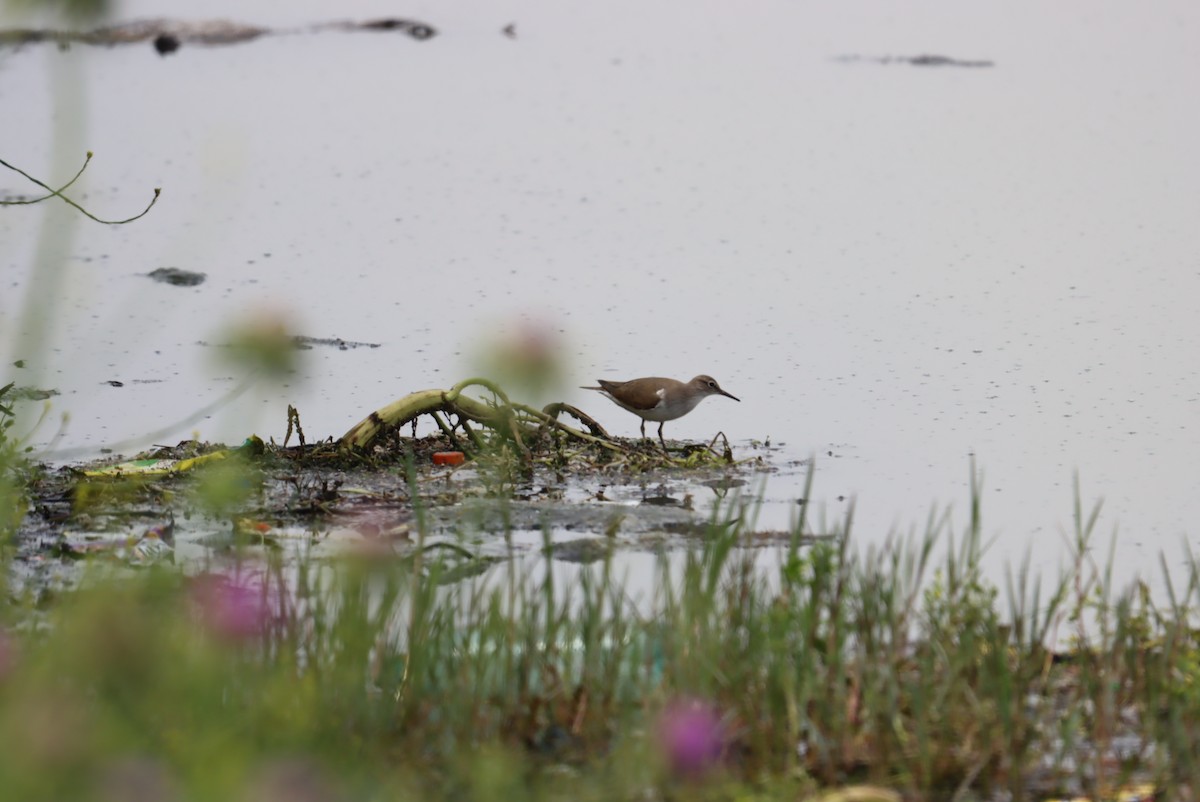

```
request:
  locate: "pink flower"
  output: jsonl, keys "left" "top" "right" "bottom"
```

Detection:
{"left": 190, "top": 573, "right": 269, "bottom": 642}
{"left": 657, "top": 697, "right": 725, "bottom": 778}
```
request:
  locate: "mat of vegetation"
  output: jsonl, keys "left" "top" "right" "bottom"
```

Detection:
{"left": 0, "top": 385, "right": 1191, "bottom": 801}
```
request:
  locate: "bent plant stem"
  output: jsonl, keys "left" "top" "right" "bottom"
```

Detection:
{"left": 339, "top": 379, "right": 626, "bottom": 454}
{"left": 516, "top": 402, "right": 623, "bottom": 453}
{"left": 540, "top": 402, "right": 611, "bottom": 439}
{"left": 707, "top": 430, "right": 734, "bottom": 463}
{"left": 1, "top": 151, "right": 91, "bottom": 204}
{"left": 0, "top": 153, "right": 161, "bottom": 224}
{"left": 444, "top": 377, "right": 512, "bottom": 407}
{"left": 428, "top": 411, "right": 462, "bottom": 451}
{"left": 457, "top": 417, "right": 484, "bottom": 451}
{"left": 500, "top": 405, "right": 530, "bottom": 462}
{"left": 338, "top": 389, "right": 492, "bottom": 450}
{"left": 446, "top": 378, "right": 529, "bottom": 460}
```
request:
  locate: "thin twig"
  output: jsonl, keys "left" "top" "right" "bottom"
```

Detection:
{"left": 0, "top": 153, "right": 161, "bottom": 224}
{"left": 1, "top": 151, "right": 93, "bottom": 204}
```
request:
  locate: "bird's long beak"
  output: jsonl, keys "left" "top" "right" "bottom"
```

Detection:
{"left": 718, "top": 388, "right": 740, "bottom": 402}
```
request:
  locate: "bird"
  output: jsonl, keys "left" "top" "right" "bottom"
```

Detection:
{"left": 582, "top": 375, "right": 740, "bottom": 449}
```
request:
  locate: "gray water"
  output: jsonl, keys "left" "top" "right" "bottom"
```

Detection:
{"left": 3, "top": 0, "right": 1198, "bottom": 592}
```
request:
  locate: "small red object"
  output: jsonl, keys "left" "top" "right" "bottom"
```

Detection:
{"left": 432, "top": 451, "right": 465, "bottom": 466}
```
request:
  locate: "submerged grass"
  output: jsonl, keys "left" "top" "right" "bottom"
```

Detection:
{"left": 1, "top": 465, "right": 1198, "bottom": 801}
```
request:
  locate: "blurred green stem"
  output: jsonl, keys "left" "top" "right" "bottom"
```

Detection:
{"left": 10, "top": 50, "right": 87, "bottom": 419}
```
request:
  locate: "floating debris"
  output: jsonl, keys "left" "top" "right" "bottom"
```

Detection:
{"left": 128, "top": 523, "right": 176, "bottom": 565}
{"left": 6, "top": 386, "right": 58, "bottom": 401}
{"left": 292, "top": 336, "right": 381, "bottom": 351}
{"left": 83, "top": 436, "right": 264, "bottom": 478}
{"left": 834, "top": 54, "right": 994, "bottom": 68}
{"left": 0, "top": 17, "right": 437, "bottom": 52}
{"left": 153, "top": 33, "right": 179, "bottom": 55}
{"left": 56, "top": 519, "right": 175, "bottom": 566}
{"left": 147, "top": 267, "right": 206, "bottom": 287}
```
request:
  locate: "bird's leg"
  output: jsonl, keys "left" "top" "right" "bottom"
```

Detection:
{"left": 657, "top": 422, "right": 667, "bottom": 451}
{"left": 640, "top": 420, "right": 647, "bottom": 439}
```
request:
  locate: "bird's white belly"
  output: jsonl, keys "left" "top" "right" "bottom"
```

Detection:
{"left": 605, "top": 390, "right": 704, "bottom": 422}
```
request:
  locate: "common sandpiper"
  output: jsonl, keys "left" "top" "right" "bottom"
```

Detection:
{"left": 582, "top": 375, "right": 740, "bottom": 448}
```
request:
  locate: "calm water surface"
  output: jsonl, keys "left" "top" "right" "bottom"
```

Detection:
{"left": 2, "top": 0, "right": 1197, "bottom": 592}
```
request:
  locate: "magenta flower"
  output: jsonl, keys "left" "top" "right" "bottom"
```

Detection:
{"left": 657, "top": 697, "right": 725, "bottom": 778}
{"left": 190, "top": 573, "right": 269, "bottom": 642}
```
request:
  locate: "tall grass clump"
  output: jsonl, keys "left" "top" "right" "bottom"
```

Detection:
{"left": 2, "top": 467, "right": 1200, "bottom": 799}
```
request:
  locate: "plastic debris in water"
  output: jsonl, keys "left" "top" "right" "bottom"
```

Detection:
{"left": 432, "top": 451, "right": 465, "bottom": 466}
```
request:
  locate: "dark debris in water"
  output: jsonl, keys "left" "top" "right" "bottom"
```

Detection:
{"left": 147, "top": 267, "right": 206, "bottom": 287}
{"left": 834, "top": 54, "right": 995, "bottom": 68}
{"left": 292, "top": 336, "right": 381, "bottom": 351}
{"left": 0, "top": 17, "right": 437, "bottom": 53}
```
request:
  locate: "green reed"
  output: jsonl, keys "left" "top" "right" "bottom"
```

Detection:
{"left": 1, "top": 464, "right": 1198, "bottom": 800}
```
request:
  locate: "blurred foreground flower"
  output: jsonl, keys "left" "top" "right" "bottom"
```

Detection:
{"left": 657, "top": 697, "right": 725, "bottom": 779}
{"left": 472, "top": 318, "right": 569, "bottom": 403}
{"left": 98, "top": 756, "right": 181, "bottom": 802}
{"left": 189, "top": 573, "right": 269, "bottom": 643}
{"left": 239, "top": 757, "right": 340, "bottom": 802}
{"left": 220, "top": 311, "right": 299, "bottom": 378}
